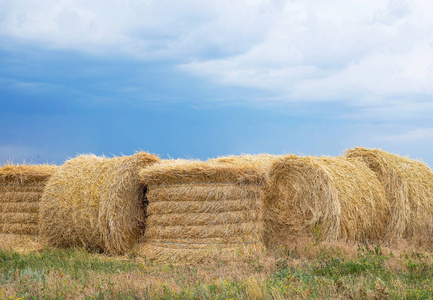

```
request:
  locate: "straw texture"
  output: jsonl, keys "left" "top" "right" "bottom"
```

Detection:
{"left": 0, "top": 233, "right": 46, "bottom": 252}
{"left": 208, "top": 154, "right": 280, "bottom": 171}
{"left": 266, "top": 155, "right": 390, "bottom": 243}
{"left": 40, "top": 152, "right": 159, "bottom": 255}
{"left": 0, "top": 164, "right": 58, "bottom": 250}
{"left": 136, "top": 159, "right": 266, "bottom": 262}
{"left": 345, "top": 147, "right": 433, "bottom": 240}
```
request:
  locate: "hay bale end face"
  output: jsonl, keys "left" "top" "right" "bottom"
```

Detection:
{"left": 266, "top": 155, "right": 390, "bottom": 244}
{"left": 40, "top": 152, "right": 160, "bottom": 255}
{"left": 0, "top": 164, "right": 59, "bottom": 250}
{"left": 136, "top": 159, "right": 266, "bottom": 262}
{"left": 344, "top": 147, "right": 433, "bottom": 240}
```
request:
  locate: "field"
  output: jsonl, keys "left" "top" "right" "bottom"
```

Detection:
{"left": 2, "top": 149, "right": 433, "bottom": 299}
{"left": 1, "top": 238, "right": 433, "bottom": 299}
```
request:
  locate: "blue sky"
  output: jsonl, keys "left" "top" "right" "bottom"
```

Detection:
{"left": 1, "top": 0, "right": 433, "bottom": 166}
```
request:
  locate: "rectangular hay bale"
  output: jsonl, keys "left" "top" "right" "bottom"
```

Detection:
{"left": 136, "top": 160, "right": 266, "bottom": 263}
{"left": 0, "top": 164, "right": 58, "bottom": 251}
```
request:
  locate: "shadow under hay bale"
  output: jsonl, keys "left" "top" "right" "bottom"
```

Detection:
{"left": 136, "top": 159, "right": 266, "bottom": 263}
{"left": 344, "top": 147, "right": 433, "bottom": 240}
{"left": 266, "top": 155, "right": 390, "bottom": 245}
{"left": 0, "top": 164, "right": 59, "bottom": 251}
{"left": 40, "top": 152, "right": 159, "bottom": 255}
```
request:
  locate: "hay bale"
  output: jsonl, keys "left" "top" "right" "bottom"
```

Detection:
{"left": 136, "top": 159, "right": 266, "bottom": 262}
{"left": 40, "top": 152, "right": 159, "bottom": 255}
{"left": 0, "top": 164, "right": 59, "bottom": 250}
{"left": 266, "top": 155, "right": 390, "bottom": 243}
{"left": 344, "top": 147, "right": 433, "bottom": 240}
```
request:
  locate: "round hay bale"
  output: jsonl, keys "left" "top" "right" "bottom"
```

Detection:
{"left": 136, "top": 159, "right": 266, "bottom": 263}
{"left": 345, "top": 147, "right": 433, "bottom": 240}
{"left": 40, "top": 152, "right": 159, "bottom": 255}
{"left": 266, "top": 155, "right": 390, "bottom": 244}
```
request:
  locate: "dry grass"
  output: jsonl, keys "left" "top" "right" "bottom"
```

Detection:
{"left": 344, "top": 147, "right": 433, "bottom": 240}
{"left": 0, "top": 164, "right": 58, "bottom": 250}
{"left": 265, "top": 155, "right": 390, "bottom": 245}
{"left": 39, "top": 152, "right": 159, "bottom": 255}
{"left": 136, "top": 159, "right": 266, "bottom": 263}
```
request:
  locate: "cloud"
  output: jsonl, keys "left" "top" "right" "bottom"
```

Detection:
{"left": 1, "top": 0, "right": 433, "bottom": 120}
{"left": 178, "top": 0, "right": 433, "bottom": 116}
{"left": 373, "top": 127, "right": 433, "bottom": 142}
{"left": 0, "top": 0, "right": 280, "bottom": 60}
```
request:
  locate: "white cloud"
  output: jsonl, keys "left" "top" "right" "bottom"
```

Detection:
{"left": 1, "top": 0, "right": 433, "bottom": 117}
{"left": 178, "top": 0, "right": 433, "bottom": 115}
{"left": 341, "top": 99, "right": 433, "bottom": 122}
{"left": 0, "top": 0, "right": 280, "bottom": 59}
{"left": 373, "top": 127, "right": 433, "bottom": 142}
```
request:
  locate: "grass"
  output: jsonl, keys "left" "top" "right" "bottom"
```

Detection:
{"left": 1, "top": 240, "right": 433, "bottom": 299}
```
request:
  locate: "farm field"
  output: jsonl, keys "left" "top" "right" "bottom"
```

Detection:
{"left": 2, "top": 148, "right": 433, "bottom": 299}
{"left": 1, "top": 239, "right": 433, "bottom": 300}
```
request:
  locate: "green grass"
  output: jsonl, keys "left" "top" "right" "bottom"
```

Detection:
{"left": 1, "top": 243, "right": 433, "bottom": 299}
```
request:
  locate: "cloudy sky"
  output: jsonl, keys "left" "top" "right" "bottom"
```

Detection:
{"left": 1, "top": 0, "right": 433, "bottom": 166}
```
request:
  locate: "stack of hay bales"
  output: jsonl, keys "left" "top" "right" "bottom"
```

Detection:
{"left": 345, "top": 147, "right": 433, "bottom": 240}
{"left": 265, "top": 155, "right": 390, "bottom": 243}
{"left": 210, "top": 154, "right": 390, "bottom": 244}
{"left": 137, "top": 159, "right": 266, "bottom": 262}
{"left": 0, "top": 164, "right": 59, "bottom": 250}
{"left": 40, "top": 152, "right": 159, "bottom": 255}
